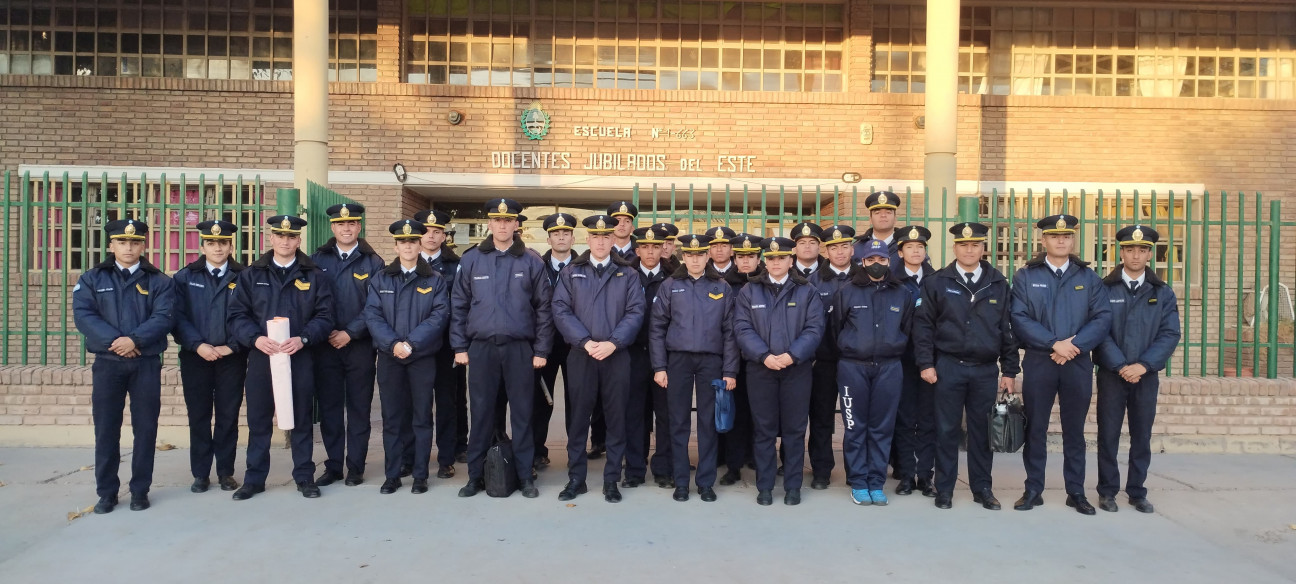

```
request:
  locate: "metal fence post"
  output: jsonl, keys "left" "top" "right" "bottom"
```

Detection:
{"left": 1268, "top": 199, "right": 1281, "bottom": 378}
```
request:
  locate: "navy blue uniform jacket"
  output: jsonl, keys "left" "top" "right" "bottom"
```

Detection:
{"left": 912, "top": 261, "right": 1020, "bottom": 376}
{"left": 829, "top": 270, "right": 913, "bottom": 362}
{"left": 734, "top": 271, "right": 825, "bottom": 365}
{"left": 811, "top": 263, "right": 859, "bottom": 361}
{"left": 73, "top": 255, "right": 176, "bottom": 360}
{"left": 449, "top": 235, "right": 554, "bottom": 357}
{"left": 311, "top": 238, "right": 384, "bottom": 340}
{"left": 648, "top": 264, "right": 740, "bottom": 377}
{"left": 1010, "top": 254, "right": 1112, "bottom": 355}
{"left": 227, "top": 251, "right": 335, "bottom": 348}
{"left": 631, "top": 258, "right": 670, "bottom": 348}
{"left": 362, "top": 258, "right": 451, "bottom": 361}
{"left": 1093, "top": 267, "right": 1181, "bottom": 373}
{"left": 551, "top": 251, "right": 646, "bottom": 350}
{"left": 172, "top": 257, "right": 246, "bottom": 352}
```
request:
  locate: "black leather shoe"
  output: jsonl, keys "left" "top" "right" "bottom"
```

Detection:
{"left": 698, "top": 486, "right": 717, "bottom": 502}
{"left": 621, "top": 477, "right": 645, "bottom": 488}
{"left": 756, "top": 490, "right": 773, "bottom": 506}
{"left": 587, "top": 445, "right": 606, "bottom": 460}
{"left": 411, "top": 479, "right": 428, "bottom": 494}
{"left": 297, "top": 481, "right": 321, "bottom": 498}
{"left": 974, "top": 489, "right": 1002, "bottom": 510}
{"left": 655, "top": 475, "right": 676, "bottom": 489}
{"left": 917, "top": 477, "right": 938, "bottom": 498}
{"left": 935, "top": 493, "right": 953, "bottom": 509}
{"left": 93, "top": 495, "right": 118, "bottom": 514}
{"left": 399, "top": 464, "right": 413, "bottom": 478}
{"left": 558, "top": 480, "right": 588, "bottom": 501}
{"left": 344, "top": 472, "right": 363, "bottom": 487}
{"left": 191, "top": 477, "right": 210, "bottom": 493}
{"left": 1098, "top": 495, "right": 1119, "bottom": 512}
{"left": 810, "top": 477, "right": 830, "bottom": 490}
{"left": 1066, "top": 494, "right": 1097, "bottom": 515}
{"left": 533, "top": 456, "right": 550, "bottom": 470}
{"left": 380, "top": 478, "right": 401, "bottom": 494}
{"left": 458, "top": 479, "right": 485, "bottom": 498}
{"left": 455, "top": 451, "right": 468, "bottom": 463}
{"left": 315, "top": 470, "right": 343, "bottom": 487}
{"left": 232, "top": 484, "right": 264, "bottom": 501}
{"left": 1014, "top": 490, "right": 1043, "bottom": 511}
{"left": 603, "top": 482, "right": 622, "bottom": 503}
{"left": 1129, "top": 497, "right": 1155, "bottom": 513}
{"left": 672, "top": 486, "right": 689, "bottom": 502}
{"left": 436, "top": 465, "right": 455, "bottom": 479}
{"left": 218, "top": 476, "right": 239, "bottom": 491}
{"left": 718, "top": 469, "right": 741, "bottom": 486}
{"left": 129, "top": 493, "right": 150, "bottom": 511}
{"left": 784, "top": 489, "right": 801, "bottom": 506}
{"left": 894, "top": 477, "right": 915, "bottom": 496}
{"left": 520, "top": 479, "right": 539, "bottom": 498}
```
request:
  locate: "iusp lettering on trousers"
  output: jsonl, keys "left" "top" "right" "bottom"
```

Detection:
{"left": 841, "top": 385, "right": 854, "bottom": 430}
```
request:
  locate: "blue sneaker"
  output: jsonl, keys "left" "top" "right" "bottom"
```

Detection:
{"left": 851, "top": 489, "right": 871, "bottom": 505}
{"left": 870, "top": 490, "right": 889, "bottom": 506}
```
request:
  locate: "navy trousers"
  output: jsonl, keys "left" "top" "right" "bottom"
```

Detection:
{"left": 178, "top": 350, "right": 248, "bottom": 480}
{"left": 565, "top": 348, "right": 629, "bottom": 484}
{"left": 465, "top": 339, "right": 535, "bottom": 482}
{"left": 808, "top": 359, "right": 839, "bottom": 481}
{"left": 933, "top": 355, "right": 998, "bottom": 494}
{"left": 718, "top": 365, "right": 752, "bottom": 474}
{"left": 666, "top": 351, "right": 722, "bottom": 489}
{"left": 1096, "top": 369, "right": 1159, "bottom": 499}
{"left": 315, "top": 339, "right": 377, "bottom": 476}
{"left": 894, "top": 358, "right": 937, "bottom": 483}
{"left": 377, "top": 353, "right": 437, "bottom": 480}
{"left": 748, "top": 361, "right": 813, "bottom": 492}
{"left": 623, "top": 345, "right": 654, "bottom": 481}
{"left": 533, "top": 341, "right": 570, "bottom": 460}
{"left": 837, "top": 358, "right": 903, "bottom": 490}
{"left": 244, "top": 350, "right": 317, "bottom": 486}
{"left": 1021, "top": 351, "right": 1093, "bottom": 495}
{"left": 92, "top": 356, "right": 162, "bottom": 497}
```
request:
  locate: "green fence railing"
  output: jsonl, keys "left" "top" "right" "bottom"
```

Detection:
{"left": 305, "top": 180, "right": 363, "bottom": 252}
{"left": 2, "top": 170, "right": 275, "bottom": 366}
{"left": 633, "top": 183, "right": 1296, "bottom": 379}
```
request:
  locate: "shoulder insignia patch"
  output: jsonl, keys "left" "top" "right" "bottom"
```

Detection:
{"left": 295, "top": 279, "right": 311, "bottom": 291}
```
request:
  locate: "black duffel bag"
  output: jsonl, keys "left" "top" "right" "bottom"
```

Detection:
{"left": 485, "top": 432, "right": 519, "bottom": 497}
{"left": 988, "top": 391, "right": 1026, "bottom": 453}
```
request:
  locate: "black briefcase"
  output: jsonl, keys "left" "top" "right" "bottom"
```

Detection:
{"left": 988, "top": 391, "right": 1026, "bottom": 453}
{"left": 484, "top": 432, "right": 519, "bottom": 498}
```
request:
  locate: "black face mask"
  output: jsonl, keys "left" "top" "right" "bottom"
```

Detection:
{"left": 863, "top": 262, "right": 891, "bottom": 280}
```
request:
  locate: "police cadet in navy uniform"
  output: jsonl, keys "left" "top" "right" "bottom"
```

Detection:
{"left": 452, "top": 198, "right": 553, "bottom": 499}
{"left": 625, "top": 224, "right": 672, "bottom": 489}
{"left": 735, "top": 236, "right": 825, "bottom": 506}
{"left": 1010, "top": 214, "right": 1112, "bottom": 515}
{"left": 552, "top": 214, "right": 646, "bottom": 503}
{"left": 649, "top": 234, "right": 739, "bottom": 502}
{"left": 913, "top": 222, "right": 1019, "bottom": 510}
{"left": 436, "top": 221, "right": 472, "bottom": 465}
{"left": 853, "top": 191, "right": 901, "bottom": 263}
{"left": 412, "top": 209, "right": 462, "bottom": 478}
{"left": 805, "top": 224, "right": 857, "bottom": 491}
{"left": 717, "top": 233, "right": 763, "bottom": 485}
{"left": 533, "top": 212, "right": 577, "bottom": 470}
{"left": 790, "top": 221, "right": 835, "bottom": 490}
{"left": 311, "top": 203, "right": 385, "bottom": 487}
{"left": 1094, "top": 225, "right": 1181, "bottom": 514}
{"left": 227, "top": 215, "right": 335, "bottom": 500}
{"left": 172, "top": 219, "right": 246, "bottom": 494}
{"left": 74, "top": 218, "right": 176, "bottom": 513}
{"left": 609, "top": 200, "right": 639, "bottom": 262}
{"left": 891, "top": 225, "right": 938, "bottom": 497}
{"left": 831, "top": 239, "right": 913, "bottom": 507}
{"left": 363, "top": 219, "right": 451, "bottom": 495}
{"left": 655, "top": 222, "right": 681, "bottom": 272}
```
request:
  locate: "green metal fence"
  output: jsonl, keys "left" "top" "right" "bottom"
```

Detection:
{"left": 305, "top": 180, "right": 364, "bottom": 251}
{"left": 2, "top": 170, "right": 276, "bottom": 366}
{"left": 632, "top": 183, "right": 1296, "bottom": 379}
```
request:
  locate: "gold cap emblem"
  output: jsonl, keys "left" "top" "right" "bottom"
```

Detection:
{"left": 742, "top": 238, "right": 752, "bottom": 248}
{"left": 644, "top": 229, "right": 655, "bottom": 241}
{"left": 770, "top": 240, "right": 780, "bottom": 252}
{"left": 498, "top": 201, "right": 509, "bottom": 213}
{"left": 832, "top": 229, "right": 842, "bottom": 240}
{"left": 281, "top": 218, "right": 291, "bottom": 230}
{"left": 402, "top": 222, "right": 412, "bottom": 235}
{"left": 1056, "top": 217, "right": 1067, "bottom": 230}
{"left": 908, "top": 227, "right": 919, "bottom": 240}
{"left": 619, "top": 203, "right": 628, "bottom": 214}
{"left": 691, "top": 237, "right": 700, "bottom": 248}
{"left": 556, "top": 215, "right": 566, "bottom": 226}
{"left": 339, "top": 205, "right": 350, "bottom": 218}
{"left": 962, "top": 224, "right": 972, "bottom": 239}
{"left": 878, "top": 193, "right": 889, "bottom": 206}
{"left": 211, "top": 224, "right": 222, "bottom": 236}
{"left": 1132, "top": 227, "right": 1144, "bottom": 241}
{"left": 124, "top": 222, "right": 136, "bottom": 236}
{"left": 596, "top": 217, "right": 606, "bottom": 230}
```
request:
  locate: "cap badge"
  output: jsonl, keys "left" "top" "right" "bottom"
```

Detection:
{"left": 402, "top": 223, "right": 412, "bottom": 235}
{"left": 691, "top": 237, "right": 700, "bottom": 248}
{"left": 556, "top": 215, "right": 566, "bottom": 226}
{"left": 878, "top": 193, "right": 889, "bottom": 206}
{"left": 211, "top": 224, "right": 222, "bottom": 236}
{"left": 1056, "top": 217, "right": 1067, "bottom": 230}
{"left": 498, "top": 201, "right": 508, "bottom": 214}
{"left": 1132, "top": 227, "right": 1144, "bottom": 241}
{"left": 281, "top": 218, "right": 291, "bottom": 230}
{"left": 832, "top": 229, "right": 842, "bottom": 240}
{"left": 596, "top": 217, "right": 606, "bottom": 230}
{"left": 742, "top": 238, "right": 752, "bottom": 248}
{"left": 770, "top": 240, "right": 780, "bottom": 252}
{"left": 644, "top": 229, "right": 655, "bottom": 241}
{"left": 124, "top": 223, "right": 136, "bottom": 236}
{"left": 619, "top": 203, "right": 628, "bottom": 214}
{"left": 962, "top": 225, "right": 972, "bottom": 239}
{"left": 339, "top": 205, "right": 350, "bottom": 218}
{"left": 908, "top": 227, "right": 919, "bottom": 240}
